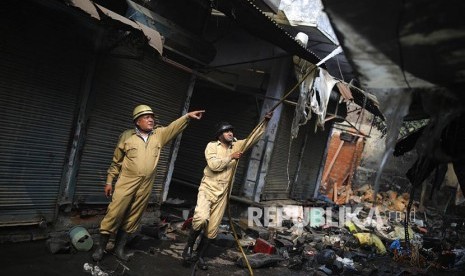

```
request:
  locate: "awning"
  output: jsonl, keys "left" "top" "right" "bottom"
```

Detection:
{"left": 213, "top": 0, "right": 383, "bottom": 118}
{"left": 68, "top": 0, "right": 163, "bottom": 55}
{"left": 125, "top": 0, "right": 216, "bottom": 65}
{"left": 214, "top": 0, "right": 323, "bottom": 67}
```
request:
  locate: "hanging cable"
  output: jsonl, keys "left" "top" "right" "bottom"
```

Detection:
{"left": 336, "top": 54, "right": 344, "bottom": 82}
{"left": 286, "top": 135, "right": 293, "bottom": 192}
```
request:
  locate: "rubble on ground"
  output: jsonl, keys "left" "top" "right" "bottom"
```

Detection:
{"left": 165, "top": 184, "right": 465, "bottom": 275}
{"left": 51, "top": 185, "right": 465, "bottom": 275}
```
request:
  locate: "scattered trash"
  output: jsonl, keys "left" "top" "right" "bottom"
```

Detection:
{"left": 67, "top": 182, "right": 465, "bottom": 275}
{"left": 253, "top": 238, "right": 276, "bottom": 254}
{"left": 83, "top": 263, "right": 109, "bottom": 276}
{"left": 69, "top": 226, "right": 93, "bottom": 251}
{"left": 236, "top": 253, "right": 284, "bottom": 268}
{"left": 46, "top": 236, "right": 72, "bottom": 254}
{"left": 237, "top": 236, "right": 256, "bottom": 247}
{"left": 141, "top": 224, "right": 161, "bottom": 239}
{"left": 336, "top": 256, "right": 354, "bottom": 268}
{"left": 345, "top": 220, "right": 358, "bottom": 233}
{"left": 353, "top": 233, "right": 387, "bottom": 254}
{"left": 316, "top": 249, "right": 336, "bottom": 266}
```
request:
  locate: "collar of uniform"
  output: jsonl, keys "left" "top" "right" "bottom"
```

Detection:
{"left": 134, "top": 127, "right": 154, "bottom": 136}
{"left": 216, "top": 138, "right": 236, "bottom": 148}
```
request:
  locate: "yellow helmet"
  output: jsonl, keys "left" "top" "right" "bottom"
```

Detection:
{"left": 133, "top": 104, "right": 154, "bottom": 121}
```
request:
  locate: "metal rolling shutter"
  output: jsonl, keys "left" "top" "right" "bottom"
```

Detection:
{"left": 74, "top": 52, "right": 190, "bottom": 204}
{"left": 262, "top": 104, "right": 306, "bottom": 200}
{"left": 0, "top": 13, "right": 86, "bottom": 224}
{"left": 290, "top": 118, "right": 332, "bottom": 200}
{"left": 263, "top": 104, "right": 332, "bottom": 201}
{"left": 172, "top": 85, "right": 261, "bottom": 196}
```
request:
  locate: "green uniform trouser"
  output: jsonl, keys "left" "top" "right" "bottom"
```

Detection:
{"left": 100, "top": 174, "right": 154, "bottom": 234}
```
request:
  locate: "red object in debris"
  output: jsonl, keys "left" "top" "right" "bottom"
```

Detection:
{"left": 417, "top": 227, "right": 428, "bottom": 234}
{"left": 253, "top": 238, "right": 276, "bottom": 254}
{"left": 181, "top": 217, "right": 193, "bottom": 230}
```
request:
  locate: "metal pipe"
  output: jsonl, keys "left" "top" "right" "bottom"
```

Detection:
{"left": 0, "top": 219, "right": 46, "bottom": 228}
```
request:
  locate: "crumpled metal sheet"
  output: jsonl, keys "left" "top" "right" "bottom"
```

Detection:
{"left": 68, "top": 0, "right": 163, "bottom": 55}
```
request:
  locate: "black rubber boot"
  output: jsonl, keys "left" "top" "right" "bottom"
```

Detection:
{"left": 92, "top": 234, "right": 110, "bottom": 262}
{"left": 182, "top": 229, "right": 201, "bottom": 263}
{"left": 196, "top": 236, "right": 212, "bottom": 270}
{"left": 114, "top": 230, "right": 133, "bottom": 261}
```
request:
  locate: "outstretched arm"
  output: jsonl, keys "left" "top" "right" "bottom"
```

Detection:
{"left": 159, "top": 110, "right": 205, "bottom": 145}
{"left": 239, "top": 111, "right": 274, "bottom": 152}
{"left": 187, "top": 110, "right": 205, "bottom": 120}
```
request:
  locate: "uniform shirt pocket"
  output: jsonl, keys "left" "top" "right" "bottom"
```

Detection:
{"left": 152, "top": 145, "right": 161, "bottom": 157}
{"left": 125, "top": 143, "right": 138, "bottom": 158}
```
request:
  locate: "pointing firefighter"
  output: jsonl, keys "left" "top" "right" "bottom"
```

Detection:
{"left": 92, "top": 104, "right": 204, "bottom": 262}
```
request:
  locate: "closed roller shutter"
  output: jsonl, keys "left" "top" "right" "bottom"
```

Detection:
{"left": 0, "top": 5, "right": 88, "bottom": 224}
{"left": 263, "top": 104, "right": 332, "bottom": 201}
{"left": 74, "top": 51, "right": 190, "bottom": 204}
{"left": 172, "top": 85, "right": 262, "bottom": 196}
{"left": 290, "top": 118, "right": 332, "bottom": 200}
{"left": 262, "top": 104, "right": 305, "bottom": 200}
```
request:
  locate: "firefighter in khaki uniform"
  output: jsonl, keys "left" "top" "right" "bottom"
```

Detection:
{"left": 182, "top": 112, "right": 273, "bottom": 270}
{"left": 92, "top": 105, "right": 204, "bottom": 262}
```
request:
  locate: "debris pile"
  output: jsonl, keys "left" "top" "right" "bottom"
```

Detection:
{"left": 50, "top": 188, "right": 464, "bottom": 275}
{"left": 175, "top": 188, "right": 465, "bottom": 275}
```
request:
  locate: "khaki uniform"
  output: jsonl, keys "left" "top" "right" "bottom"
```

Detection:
{"left": 100, "top": 115, "right": 189, "bottom": 234}
{"left": 192, "top": 122, "right": 268, "bottom": 239}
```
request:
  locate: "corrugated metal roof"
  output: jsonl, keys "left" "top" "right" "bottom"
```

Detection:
{"left": 214, "top": 0, "right": 324, "bottom": 67}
